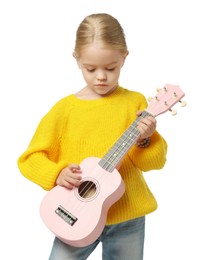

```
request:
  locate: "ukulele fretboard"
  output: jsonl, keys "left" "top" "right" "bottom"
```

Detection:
{"left": 98, "top": 110, "right": 151, "bottom": 172}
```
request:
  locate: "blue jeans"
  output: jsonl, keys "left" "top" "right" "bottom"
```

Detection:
{"left": 49, "top": 216, "right": 145, "bottom": 260}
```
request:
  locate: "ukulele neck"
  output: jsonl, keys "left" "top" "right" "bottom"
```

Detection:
{"left": 98, "top": 110, "right": 151, "bottom": 172}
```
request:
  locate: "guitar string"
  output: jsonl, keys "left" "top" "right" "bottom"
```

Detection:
{"left": 100, "top": 111, "right": 150, "bottom": 171}
{"left": 68, "top": 163, "right": 107, "bottom": 217}
{"left": 100, "top": 124, "right": 140, "bottom": 172}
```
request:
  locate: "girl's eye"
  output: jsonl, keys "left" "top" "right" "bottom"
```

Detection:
{"left": 85, "top": 68, "right": 115, "bottom": 72}
{"left": 86, "top": 68, "right": 95, "bottom": 72}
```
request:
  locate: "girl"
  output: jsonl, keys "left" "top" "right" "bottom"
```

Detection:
{"left": 18, "top": 13, "right": 167, "bottom": 260}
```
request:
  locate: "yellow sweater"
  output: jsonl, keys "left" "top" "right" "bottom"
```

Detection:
{"left": 18, "top": 86, "right": 167, "bottom": 225}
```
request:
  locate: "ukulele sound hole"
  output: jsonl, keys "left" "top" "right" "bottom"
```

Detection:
{"left": 78, "top": 181, "right": 97, "bottom": 199}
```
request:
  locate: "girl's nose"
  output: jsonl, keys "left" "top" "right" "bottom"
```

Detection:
{"left": 97, "top": 70, "right": 107, "bottom": 81}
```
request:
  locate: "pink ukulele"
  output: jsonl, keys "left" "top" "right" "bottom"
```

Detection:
{"left": 40, "top": 84, "right": 186, "bottom": 247}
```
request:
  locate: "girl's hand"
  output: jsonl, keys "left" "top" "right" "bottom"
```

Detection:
{"left": 136, "top": 110, "right": 157, "bottom": 141}
{"left": 56, "top": 164, "right": 82, "bottom": 189}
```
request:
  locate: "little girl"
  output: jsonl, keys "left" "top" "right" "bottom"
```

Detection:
{"left": 18, "top": 13, "right": 167, "bottom": 260}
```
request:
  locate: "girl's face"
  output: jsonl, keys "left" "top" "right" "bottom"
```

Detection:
{"left": 77, "top": 43, "right": 127, "bottom": 96}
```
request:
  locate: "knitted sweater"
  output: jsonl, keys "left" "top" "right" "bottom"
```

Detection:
{"left": 18, "top": 86, "right": 167, "bottom": 225}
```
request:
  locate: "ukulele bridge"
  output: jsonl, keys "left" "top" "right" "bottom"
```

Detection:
{"left": 55, "top": 205, "right": 78, "bottom": 226}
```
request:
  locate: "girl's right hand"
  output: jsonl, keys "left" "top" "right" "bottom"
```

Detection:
{"left": 56, "top": 164, "right": 82, "bottom": 189}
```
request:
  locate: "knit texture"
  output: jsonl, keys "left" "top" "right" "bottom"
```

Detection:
{"left": 18, "top": 86, "right": 167, "bottom": 224}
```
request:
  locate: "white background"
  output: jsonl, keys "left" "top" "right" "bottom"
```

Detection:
{"left": 0, "top": 0, "right": 204, "bottom": 259}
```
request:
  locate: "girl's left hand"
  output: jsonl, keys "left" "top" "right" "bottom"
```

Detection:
{"left": 136, "top": 110, "right": 156, "bottom": 140}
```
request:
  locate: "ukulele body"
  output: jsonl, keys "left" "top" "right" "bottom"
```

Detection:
{"left": 40, "top": 156, "right": 125, "bottom": 247}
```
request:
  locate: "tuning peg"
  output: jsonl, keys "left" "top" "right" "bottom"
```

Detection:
{"left": 179, "top": 100, "right": 187, "bottom": 107}
{"left": 169, "top": 109, "right": 177, "bottom": 115}
{"left": 157, "top": 87, "right": 168, "bottom": 92}
{"left": 147, "top": 96, "right": 153, "bottom": 102}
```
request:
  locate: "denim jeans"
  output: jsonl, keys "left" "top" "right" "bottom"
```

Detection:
{"left": 49, "top": 216, "right": 145, "bottom": 260}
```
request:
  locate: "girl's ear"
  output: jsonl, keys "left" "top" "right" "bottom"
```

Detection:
{"left": 73, "top": 53, "right": 81, "bottom": 69}
{"left": 124, "top": 51, "right": 129, "bottom": 60}
{"left": 122, "top": 51, "right": 129, "bottom": 67}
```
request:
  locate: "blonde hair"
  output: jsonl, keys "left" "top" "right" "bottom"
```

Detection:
{"left": 73, "top": 13, "right": 128, "bottom": 58}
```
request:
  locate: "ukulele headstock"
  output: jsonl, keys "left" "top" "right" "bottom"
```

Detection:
{"left": 146, "top": 84, "right": 186, "bottom": 117}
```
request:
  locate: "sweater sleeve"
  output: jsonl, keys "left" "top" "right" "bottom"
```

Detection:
{"left": 128, "top": 91, "right": 168, "bottom": 172}
{"left": 17, "top": 97, "right": 70, "bottom": 190}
